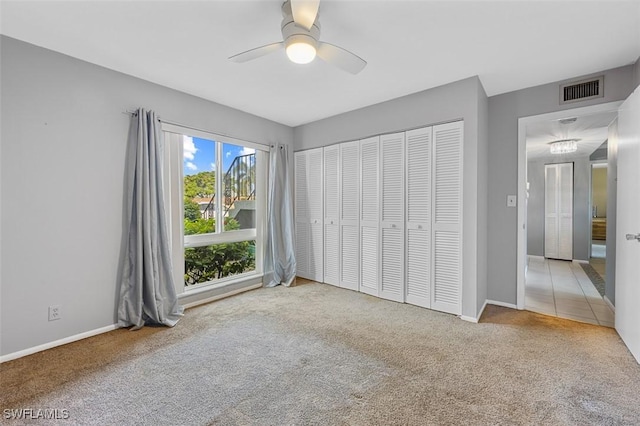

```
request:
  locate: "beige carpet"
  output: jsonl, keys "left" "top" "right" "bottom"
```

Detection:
{"left": 2, "top": 280, "right": 639, "bottom": 425}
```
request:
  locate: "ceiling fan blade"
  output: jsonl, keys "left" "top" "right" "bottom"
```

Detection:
{"left": 317, "top": 42, "right": 367, "bottom": 74}
{"left": 228, "top": 42, "right": 284, "bottom": 63}
{"left": 291, "top": 0, "right": 320, "bottom": 31}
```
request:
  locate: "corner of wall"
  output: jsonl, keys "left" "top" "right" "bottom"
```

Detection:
{"left": 475, "top": 78, "right": 489, "bottom": 317}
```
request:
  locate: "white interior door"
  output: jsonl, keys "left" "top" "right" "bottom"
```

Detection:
{"left": 380, "top": 132, "right": 405, "bottom": 302}
{"left": 294, "top": 151, "right": 310, "bottom": 279}
{"left": 307, "top": 148, "right": 324, "bottom": 282}
{"left": 340, "top": 141, "right": 360, "bottom": 291}
{"left": 544, "top": 163, "right": 573, "bottom": 260}
{"left": 323, "top": 145, "right": 340, "bottom": 286}
{"left": 405, "top": 127, "right": 432, "bottom": 308}
{"left": 359, "top": 137, "right": 380, "bottom": 296}
{"left": 615, "top": 87, "right": 640, "bottom": 363}
{"left": 544, "top": 164, "right": 559, "bottom": 258}
{"left": 432, "top": 121, "right": 463, "bottom": 315}
{"left": 558, "top": 163, "right": 574, "bottom": 260}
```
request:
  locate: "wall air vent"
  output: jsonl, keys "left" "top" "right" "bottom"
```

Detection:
{"left": 560, "top": 76, "right": 604, "bottom": 105}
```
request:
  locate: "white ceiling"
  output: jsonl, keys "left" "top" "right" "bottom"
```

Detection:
{"left": 1, "top": 0, "right": 639, "bottom": 127}
{"left": 525, "top": 111, "right": 617, "bottom": 163}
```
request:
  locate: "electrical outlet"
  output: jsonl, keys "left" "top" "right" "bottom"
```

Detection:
{"left": 48, "top": 305, "right": 61, "bottom": 321}
{"left": 507, "top": 195, "right": 517, "bottom": 207}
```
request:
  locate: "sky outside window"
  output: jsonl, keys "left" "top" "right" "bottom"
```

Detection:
{"left": 183, "top": 136, "right": 254, "bottom": 175}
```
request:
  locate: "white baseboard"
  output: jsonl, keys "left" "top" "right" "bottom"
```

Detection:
{"left": 572, "top": 259, "right": 589, "bottom": 264}
{"left": 460, "top": 300, "right": 488, "bottom": 324}
{"left": 528, "top": 255, "right": 545, "bottom": 261}
{"left": 0, "top": 324, "right": 119, "bottom": 364}
{"left": 2, "top": 279, "right": 264, "bottom": 363}
{"left": 487, "top": 299, "right": 518, "bottom": 310}
{"left": 604, "top": 295, "right": 615, "bottom": 312}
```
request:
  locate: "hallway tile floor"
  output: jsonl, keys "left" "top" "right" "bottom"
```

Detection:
{"left": 525, "top": 256, "right": 614, "bottom": 327}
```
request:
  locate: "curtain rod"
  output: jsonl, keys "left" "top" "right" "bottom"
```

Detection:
{"left": 123, "top": 110, "right": 274, "bottom": 149}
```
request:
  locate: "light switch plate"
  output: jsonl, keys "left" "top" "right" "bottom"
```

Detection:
{"left": 507, "top": 195, "right": 517, "bottom": 207}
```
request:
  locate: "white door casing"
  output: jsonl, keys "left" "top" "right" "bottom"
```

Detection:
{"left": 615, "top": 87, "right": 640, "bottom": 364}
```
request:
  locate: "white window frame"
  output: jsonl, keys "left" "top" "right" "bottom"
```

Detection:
{"left": 162, "top": 123, "right": 268, "bottom": 294}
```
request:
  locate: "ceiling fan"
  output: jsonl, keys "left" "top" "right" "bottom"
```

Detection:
{"left": 228, "top": 0, "right": 367, "bottom": 74}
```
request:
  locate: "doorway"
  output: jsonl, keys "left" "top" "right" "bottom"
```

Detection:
{"left": 589, "top": 162, "right": 607, "bottom": 293}
{"left": 516, "top": 101, "right": 622, "bottom": 326}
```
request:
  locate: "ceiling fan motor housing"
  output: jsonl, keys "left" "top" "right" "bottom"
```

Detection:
{"left": 281, "top": 1, "right": 320, "bottom": 50}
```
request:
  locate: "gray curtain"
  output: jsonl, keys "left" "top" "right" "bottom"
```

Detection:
{"left": 118, "top": 109, "right": 184, "bottom": 329}
{"left": 264, "top": 143, "right": 296, "bottom": 287}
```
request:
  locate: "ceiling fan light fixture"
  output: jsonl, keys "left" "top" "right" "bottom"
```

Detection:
{"left": 285, "top": 35, "right": 316, "bottom": 64}
{"left": 549, "top": 139, "right": 579, "bottom": 154}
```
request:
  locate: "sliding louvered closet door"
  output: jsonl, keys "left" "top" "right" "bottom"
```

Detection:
{"left": 405, "top": 127, "right": 432, "bottom": 308}
{"left": 431, "top": 122, "right": 463, "bottom": 315}
{"left": 294, "top": 151, "right": 310, "bottom": 279}
{"left": 380, "top": 133, "right": 405, "bottom": 302}
{"left": 544, "top": 162, "right": 573, "bottom": 260}
{"left": 307, "top": 148, "right": 324, "bottom": 282}
{"left": 323, "top": 145, "right": 340, "bottom": 286}
{"left": 296, "top": 121, "right": 463, "bottom": 315}
{"left": 294, "top": 148, "right": 323, "bottom": 282}
{"left": 359, "top": 137, "right": 380, "bottom": 296}
{"left": 340, "top": 141, "right": 360, "bottom": 291}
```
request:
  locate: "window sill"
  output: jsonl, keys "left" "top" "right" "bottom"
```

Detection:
{"left": 178, "top": 273, "right": 264, "bottom": 309}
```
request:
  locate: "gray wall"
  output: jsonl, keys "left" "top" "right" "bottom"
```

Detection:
{"left": 294, "top": 76, "right": 488, "bottom": 320}
{"left": 0, "top": 36, "right": 293, "bottom": 357}
{"left": 606, "top": 119, "right": 618, "bottom": 305}
{"left": 526, "top": 160, "right": 545, "bottom": 256}
{"left": 488, "top": 65, "right": 636, "bottom": 305}
{"left": 526, "top": 159, "right": 591, "bottom": 261}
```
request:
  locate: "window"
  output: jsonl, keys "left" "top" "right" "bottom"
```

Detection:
{"left": 162, "top": 124, "right": 267, "bottom": 291}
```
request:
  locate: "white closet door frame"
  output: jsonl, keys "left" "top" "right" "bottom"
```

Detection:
{"left": 307, "top": 148, "right": 324, "bottom": 282}
{"left": 380, "top": 132, "right": 405, "bottom": 303}
{"left": 359, "top": 136, "right": 380, "bottom": 296}
{"left": 405, "top": 126, "right": 432, "bottom": 308}
{"left": 431, "top": 121, "right": 463, "bottom": 315}
{"left": 323, "top": 145, "right": 340, "bottom": 286}
{"left": 340, "top": 141, "right": 360, "bottom": 291}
